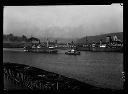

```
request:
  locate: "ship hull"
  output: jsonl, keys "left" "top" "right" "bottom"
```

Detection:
{"left": 76, "top": 47, "right": 90, "bottom": 51}
{"left": 24, "top": 48, "right": 58, "bottom": 54}
{"left": 65, "top": 51, "right": 80, "bottom": 55}
{"left": 91, "top": 47, "right": 123, "bottom": 52}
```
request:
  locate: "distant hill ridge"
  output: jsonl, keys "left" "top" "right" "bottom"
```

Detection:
{"left": 76, "top": 32, "right": 123, "bottom": 44}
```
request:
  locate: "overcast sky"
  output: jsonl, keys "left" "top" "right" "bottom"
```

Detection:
{"left": 4, "top": 5, "right": 123, "bottom": 39}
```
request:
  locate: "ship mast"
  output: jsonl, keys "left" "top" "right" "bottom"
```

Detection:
{"left": 45, "top": 31, "right": 49, "bottom": 47}
{"left": 46, "top": 38, "right": 49, "bottom": 47}
{"left": 85, "top": 36, "right": 88, "bottom": 45}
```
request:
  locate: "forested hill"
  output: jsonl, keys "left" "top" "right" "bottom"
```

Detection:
{"left": 3, "top": 34, "right": 28, "bottom": 42}
{"left": 75, "top": 32, "right": 123, "bottom": 44}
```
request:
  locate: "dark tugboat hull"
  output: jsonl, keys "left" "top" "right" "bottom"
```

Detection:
{"left": 65, "top": 52, "right": 80, "bottom": 55}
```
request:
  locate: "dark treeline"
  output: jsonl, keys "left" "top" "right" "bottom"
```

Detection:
{"left": 3, "top": 34, "right": 28, "bottom": 42}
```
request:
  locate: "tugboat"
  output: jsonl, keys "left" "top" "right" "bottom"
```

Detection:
{"left": 65, "top": 49, "right": 80, "bottom": 55}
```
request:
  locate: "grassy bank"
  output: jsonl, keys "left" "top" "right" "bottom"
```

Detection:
{"left": 3, "top": 62, "right": 124, "bottom": 93}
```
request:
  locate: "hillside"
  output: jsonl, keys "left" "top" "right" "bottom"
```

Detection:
{"left": 75, "top": 32, "right": 123, "bottom": 44}
{"left": 39, "top": 37, "right": 77, "bottom": 43}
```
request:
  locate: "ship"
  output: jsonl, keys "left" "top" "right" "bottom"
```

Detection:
{"left": 90, "top": 46, "right": 123, "bottom": 52}
{"left": 65, "top": 49, "right": 80, "bottom": 55}
{"left": 76, "top": 45, "right": 90, "bottom": 51}
{"left": 90, "top": 35, "right": 123, "bottom": 52}
{"left": 76, "top": 36, "right": 90, "bottom": 51}
{"left": 24, "top": 46, "right": 58, "bottom": 54}
{"left": 24, "top": 37, "right": 58, "bottom": 54}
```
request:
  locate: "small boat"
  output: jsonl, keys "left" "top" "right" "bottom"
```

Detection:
{"left": 65, "top": 49, "right": 80, "bottom": 55}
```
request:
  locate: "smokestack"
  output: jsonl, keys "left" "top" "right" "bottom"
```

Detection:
{"left": 46, "top": 38, "right": 49, "bottom": 47}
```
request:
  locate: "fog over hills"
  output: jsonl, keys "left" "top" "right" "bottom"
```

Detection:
{"left": 3, "top": 32, "right": 123, "bottom": 43}
{"left": 4, "top": 5, "right": 123, "bottom": 40}
{"left": 76, "top": 32, "right": 123, "bottom": 44}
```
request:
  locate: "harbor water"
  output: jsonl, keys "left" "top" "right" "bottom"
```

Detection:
{"left": 3, "top": 48, "right": 123, "bottom": 90}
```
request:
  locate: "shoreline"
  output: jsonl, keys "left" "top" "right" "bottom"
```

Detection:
{"left": 3, "top": 62, "right": 123, "bottom": 93}
{"left": 3, "top": 42, "right": 123, "bottom": 53}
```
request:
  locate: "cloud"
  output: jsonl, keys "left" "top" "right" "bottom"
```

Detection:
{"left": 4, "top": 5, "right": 123, "bottom": 38}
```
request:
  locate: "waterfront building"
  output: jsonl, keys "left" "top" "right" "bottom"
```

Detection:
{"left": 28, "top": 37, "right": 40, "bottom": 44}
{"left": 106, "top": 36, "right": 112, "bottom": 44}
{"left": 113, "top": 35, "right": 118, "bottom": 41}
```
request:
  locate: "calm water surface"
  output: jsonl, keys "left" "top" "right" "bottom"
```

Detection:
{"left": 3, "top": 48, "right": 123, "bottom": 90}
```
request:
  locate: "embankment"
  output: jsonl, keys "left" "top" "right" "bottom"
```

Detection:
{"left": 3, "top": 62, "right": 124, "bottom": 93}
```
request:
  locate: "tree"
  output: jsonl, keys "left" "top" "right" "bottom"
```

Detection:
{"left": 8, "top": 33, "right": 14, "bottom": 41}
{"left": 22, "top": 35, "right": 27, "bottom": 41}
{"left": 71, "top": 41, "right": 74, "bottom": 45}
